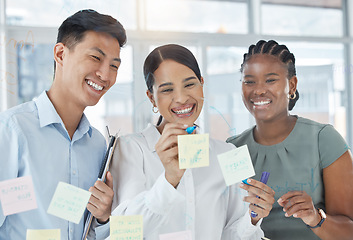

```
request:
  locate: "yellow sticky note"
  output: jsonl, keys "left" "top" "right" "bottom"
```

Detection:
{"left": 110, "top": 215, "right": 143, "bottom": 240}
{"left": 47, "top": 182, "right": 91, "bottom": 224}
{"left": 26, "top": 229, "right": 60, "bottom": 240}
{"left": 217, "top": 145, "right": 255, "bottom": 186}
{"left": 178, "top": 134, "right": 209, "bottom": 169}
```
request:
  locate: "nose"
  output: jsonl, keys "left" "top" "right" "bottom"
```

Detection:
{"left": 173, "top": 88, "right": 188, "bottom": 104}
{"left": 96, "top": 63, "right": 112, "bottom": 82}
{"left": 253, "top": 82, "right": 267, "bottom": 96}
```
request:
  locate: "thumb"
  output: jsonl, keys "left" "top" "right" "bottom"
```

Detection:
{"left": 105, "top": 171, "right": 114, "bottom": 189}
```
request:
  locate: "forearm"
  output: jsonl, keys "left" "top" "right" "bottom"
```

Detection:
{"left": 312, "top": 214, "right": 353, "bottom": 240}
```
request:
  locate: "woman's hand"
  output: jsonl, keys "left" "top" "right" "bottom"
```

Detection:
{"left": 240, "top": 179, "right": 275, "bottom": 224}
{"left": 155, "top": 123, "right": 188, "bottom": 187}
{"left": 278, "top": 191, "right": 321, "bottom": 227}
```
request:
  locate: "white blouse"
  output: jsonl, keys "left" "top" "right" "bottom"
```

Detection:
{"left": 109, "top": 124, "right": 263, "bottom": 240}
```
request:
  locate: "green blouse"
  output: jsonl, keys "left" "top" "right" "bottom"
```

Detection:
{"left": 227, "top": 117, "right": 348, "bottom": 240}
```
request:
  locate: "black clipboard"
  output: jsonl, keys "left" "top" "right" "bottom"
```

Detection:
{"left": 81, "top": 133, "right": 118, "bottom": 240}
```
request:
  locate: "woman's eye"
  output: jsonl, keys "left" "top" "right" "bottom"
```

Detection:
{"left": 266, "top": 79, "right": 277, "bottom": 83}
{"left": 185, "top": 83, "right": 195, "bottom": 88}
{"left": 243, "top": 80, "right": 255, "bottom": 85}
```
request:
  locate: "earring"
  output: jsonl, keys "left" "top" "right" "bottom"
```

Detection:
{"left": 152, "top": 106, "right": 159, "bottom": 113}
{"left": 289, "top": 92, "right": 296, "bottom": 100}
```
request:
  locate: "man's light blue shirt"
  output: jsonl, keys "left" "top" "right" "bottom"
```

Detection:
{"left": 0, "top": 91, "right": 106, "bottom": 240}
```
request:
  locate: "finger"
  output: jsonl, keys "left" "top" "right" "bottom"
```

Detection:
{"left": 240, "top": 182, "right": 275, "bottom": 203}
{"left": 284, "top": 202, "right": 311, "bottom": 217}
{"left": 105, "top": 171, "right": 113, "bottom": 190}
{"left": 243, "top": 195, "right": 273, "bottom": 212}
{"left": 278, "top": 191, "right": 303, "bottom": 203}
{"left": 282, "top": 195, "right": 306, "bottom": 211}
{"left": 156, "top": 135, "right": 179, "bottom": 152}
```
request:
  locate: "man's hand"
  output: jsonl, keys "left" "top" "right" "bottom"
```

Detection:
{"left": 87, "top": 171, "right": 114, "bottom": 224}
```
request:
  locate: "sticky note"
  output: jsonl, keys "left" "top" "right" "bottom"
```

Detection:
{"left": 159, "top": 230, "right": 192, "bottom": 240}
{"left": 47, "top": 182, "right": 91, "bottom": 224}
{"left": 110, "top": 215, "right": 143, "bottom": 240}
{"left": 26, "top": 229, "right": 60, "bottom": 240}
{"left": 217, "top": 145, "right": 255, "bottom": 186}
{"left": 0, "top": 175, "right": 37, "bottom": 216}
{"left": 178, "top": 134, "right": 209, "bottom": 169}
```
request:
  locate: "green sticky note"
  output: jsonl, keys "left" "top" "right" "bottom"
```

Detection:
{"left": 178, "top": 134, "right": 209, "bottom": 169}
{"left": 26, "top": 229, "right": 60, "bottom": 240}
{"left": 217, "top": 145, "right": 255, "bottom": 186}
{"left": 47, "top": 182, "right": 91, "bottom": 224}
{"left": 110, "top": 215, "right": 143, "bottom": 240}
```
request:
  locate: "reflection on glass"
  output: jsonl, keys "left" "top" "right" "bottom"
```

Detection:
{"left": 146, "top": 0, "right": 247, "bottom": 33}
{"left": 6, "top": 0, "right": 136, "bottom": 29}
{"left": 17, "top": 44, "right": 54, "bottom": 103}
{"left": 261, "top": 4, "right": 343, "bottom": 36}
{"left": 206, "top": 46, "right": 249, "bottom": 141}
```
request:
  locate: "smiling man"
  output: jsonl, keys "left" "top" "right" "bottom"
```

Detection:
{"left": 0, "top": 10, "right": 126, "bottom": 239}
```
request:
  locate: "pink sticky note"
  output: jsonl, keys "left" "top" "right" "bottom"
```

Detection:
{"left": 159, "top": 230, "right": 193, "bottom": 240}
{"left": 0, "top": 176, "right": 37, "bottom": 216}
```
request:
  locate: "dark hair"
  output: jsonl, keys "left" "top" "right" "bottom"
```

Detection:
{"left": 241, "top": 40, "right": 299, "bottom": 111}
{"left": 143, "top": 44, "right": 202, "bottom": 125}
{"left": 57, "top": 9, "right": 126, "bottom": 49}
{"left": 143, "top": 44, "right": 202, "bottom": 93}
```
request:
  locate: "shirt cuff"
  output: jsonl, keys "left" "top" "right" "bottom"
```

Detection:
{"left": 144, "top": 172, "right": 185, "bottom": 215}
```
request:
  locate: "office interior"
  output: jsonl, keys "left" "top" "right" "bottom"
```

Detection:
{"left": 1, "top": 0, "right": 353, "bottom": 146}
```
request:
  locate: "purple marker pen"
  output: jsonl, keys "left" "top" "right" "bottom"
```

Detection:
{"left": 251, "top": 171, "right": 270, "bottom": 218}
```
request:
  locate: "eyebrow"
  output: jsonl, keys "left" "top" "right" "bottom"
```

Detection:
{"left": 158, "top": 76, "right": 197, "bottom": 88}
{"left": 91, "top": 47, "right": 121, "bottom": 62}
{"left": 244, "top": 73, "right": 280, "bottom": 78}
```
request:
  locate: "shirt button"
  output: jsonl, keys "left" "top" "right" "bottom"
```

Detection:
{"left": 70, "top": 229, "right": 73, "bottom": 233}
{"left": 73, "top": 170, "right": 76, "bottom": 175}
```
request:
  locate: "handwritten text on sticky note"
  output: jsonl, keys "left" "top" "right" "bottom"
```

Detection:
{"left": 26, "top": 229, "right": 60, "bottom": 240}
{"left": 178, "top": 134, "right": 209, "bottom": 169}
{"left": 217, "top": 145, "right": 255, "bottom": 186}
{"left": 110, "top": 215, "right": 143, "bottom": 240}
{"left": 159, "top": 230, "right": 193, "bottom": 240}
{"left": 0, "top": 175, "right": 37, "bottom": 216}
{"left": 47, "top": 182, "right": 91, "bottom": 224}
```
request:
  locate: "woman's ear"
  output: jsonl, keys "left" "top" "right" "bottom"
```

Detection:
{"left": 53, "top": 43, "right": 65, "bottom": 67}
{"left": 289, "top": 76, "right": 298, "bottom": 95}
{"left": 146, "top": 90, "right": 156, "bottom": 107}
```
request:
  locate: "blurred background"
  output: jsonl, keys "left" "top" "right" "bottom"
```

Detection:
{"left": 1, "top": 0, "right": 353, "bottom": 146}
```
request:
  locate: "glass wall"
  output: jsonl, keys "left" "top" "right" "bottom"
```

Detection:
{"left": 2, "top": 0, "right": 352, "bottom": 145}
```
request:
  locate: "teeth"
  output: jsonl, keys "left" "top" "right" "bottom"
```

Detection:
{"left": 174, "top": 106, "right": 193, "bottom": 114}
{"left": 87, "top": 80, "right": 103, "bottom": 91}
{"left": 253, "top": 100, "right": 270, "bottom": 106}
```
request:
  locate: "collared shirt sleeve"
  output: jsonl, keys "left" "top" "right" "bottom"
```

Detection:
{"left": 108, "top": 135, "right": 185, "bottom": 238}
{"left": 221, "top": 184, "right": 264, "bottom": 239}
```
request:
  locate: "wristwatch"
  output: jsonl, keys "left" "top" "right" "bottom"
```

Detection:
{"left": 306, "top": 208, "right": 326, "bottom": 228}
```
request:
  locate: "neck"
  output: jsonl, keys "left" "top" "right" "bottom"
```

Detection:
{"left": 47, "top": 87, "right": 85, "bottom": 140}
{"left": 254, "top": 114, "right": 297, "bottom": 146}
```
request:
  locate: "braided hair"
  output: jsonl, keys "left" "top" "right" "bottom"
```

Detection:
{"left": 240, "top": 40, "right": 299, "bottom": 111}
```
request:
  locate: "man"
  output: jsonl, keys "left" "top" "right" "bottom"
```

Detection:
{"left": 0, "top": 9, "right": 126, "bottom": 239}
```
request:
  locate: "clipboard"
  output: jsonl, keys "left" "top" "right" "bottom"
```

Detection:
{"left": 81, "top": 133, "right": 118, "bottom": 240}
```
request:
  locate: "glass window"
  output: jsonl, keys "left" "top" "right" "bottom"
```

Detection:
{"left": 261, "top": 2, "right": 343, "bottom": 37}
{"left": 206, "top": 46, "right": 249, "bottom": 141}
{"left": 17, "top": 43, "right": 54, "bottom": 103}
{"left": 146, "top": 0, "right": 248, "bottom": 34}
{"left": 6, "top": 0, "right": 136, "bottom": 30}
{"left": 284, "top": 42, "right": 346, "bottom": 138}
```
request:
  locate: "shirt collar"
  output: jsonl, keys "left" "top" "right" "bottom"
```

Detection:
{"left": 141, "top": 123, "right": 161, "bottom": 152}
{"left": 34, "top": 91, "right": 92, "bottom": 137}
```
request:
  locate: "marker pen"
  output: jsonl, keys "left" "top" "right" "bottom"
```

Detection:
{"left": 185, "top": 125, "right": 197, "bottom": 134}
{"left": 250, "top": 171, "right": 270, "bottom": 218}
